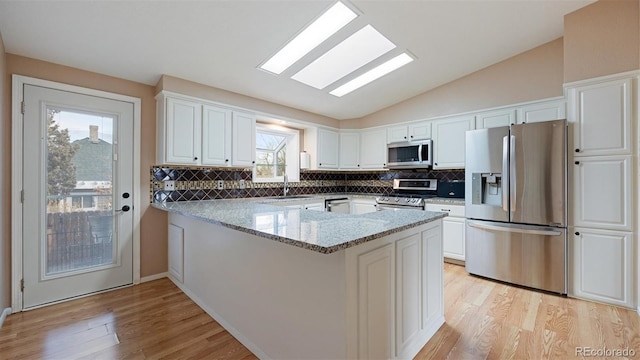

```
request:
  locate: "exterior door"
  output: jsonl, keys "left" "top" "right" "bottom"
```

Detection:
{"left": 22, "top": 84, "right": 134, "bottom": 309}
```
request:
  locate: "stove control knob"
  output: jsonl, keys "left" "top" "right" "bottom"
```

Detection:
{"left": 405, "top": 198, "right": 410, "bottom": 202}
{"left": 395, "top": 198, "right": 400, "bottom": 202}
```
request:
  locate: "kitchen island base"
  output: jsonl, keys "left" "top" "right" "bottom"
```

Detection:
{"left": 167, "top": 213, "right": 444, "bottom": 359}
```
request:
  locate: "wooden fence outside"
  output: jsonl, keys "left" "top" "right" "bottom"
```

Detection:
{"left": 46, "top": 210, "right": 113, "bottom": 274}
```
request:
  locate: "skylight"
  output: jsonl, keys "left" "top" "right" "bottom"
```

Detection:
{"left": 291, "top": 25, "right": 395, "bottom": 89}
{"left": 330, "top": 53, "right": 414, "bottom": 97}
{"left": 259, "top": 2, "right": 357, "bottom": 75}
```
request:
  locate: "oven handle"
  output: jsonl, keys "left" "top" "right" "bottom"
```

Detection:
{"left": 376, "top": 204, "right": 424, "bottom": 211}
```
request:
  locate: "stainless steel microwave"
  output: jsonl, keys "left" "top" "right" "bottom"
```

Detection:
{"left": 386, "top": 139, "right": 433, "bottom": 169}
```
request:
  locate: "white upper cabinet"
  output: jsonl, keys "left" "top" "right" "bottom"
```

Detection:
{"left": 339, "top": 132, "right": 360, "bottom": 169}
{"left": 360, "top": 128, "right": 387, "bottom": 169}
{"left": 163, "top": 97, "right": 202, "bottom": 164}
{"left": 387, "top": 125, "right": 408, "bottom": 143}
{"left": 567, "top": 78, "right": 632, "bottom": 156}
{"left": 387, "top": 121, "right": 431, "bottom": 143}
{"left": 202, "top": 105, "right": 232, "bottom": 166}
{"left": 231, "top": 111, "right": 256, "bottom": 167}
{"left": 432, "top": 115, "right": 475, "bottom": 169}
{"left": 157, "top": 92, "right": 256, "bottom": 167}
{"left": 318, "top": 128, "right": 339, "bottom": 169}
{"left": 516, "top": 98, "right": 566, "bottom": 124}
{"left": 475, "top": 108, "right": 515, "bottom": 129}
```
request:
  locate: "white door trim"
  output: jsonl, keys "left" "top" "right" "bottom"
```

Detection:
{"left": 11, "top": 74, "right": 142, "bottom": 312}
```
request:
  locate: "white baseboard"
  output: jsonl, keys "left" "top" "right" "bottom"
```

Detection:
{"left": 140, "top": 272, "right": 168, "bottom": 283}
{"left": 0, "top": 307, "right": 12, "bottom": 329}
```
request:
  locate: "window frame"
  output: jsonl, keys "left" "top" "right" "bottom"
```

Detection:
{"left": 253, "top": 124, "right": 300, "bottom": 183}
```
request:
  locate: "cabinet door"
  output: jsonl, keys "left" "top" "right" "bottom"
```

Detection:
{"left": 571, "top": 228, "right": 633, "bottom": 308}
{"left": 168, "top": 223, "right": 185, "bottom": 283}
{"left": 387, "top": 125, "right": 408, "bottom": 143}
{"left": 408, "top": 122, "right": 431, "bottom": 140}
{"left": 304, "top": 202, "right": 325, "bottom": 211}
{"left": 573, "top": 155, "right": 631, "bottom": 231}
{"left": 422, "top": 223, "right": 443, "bottom": 330}
{"left": 396, "top": 234, "right": 421, "bottom": 359}
{"left": 360, "top": 129, "right": 387, "bottom": 169}
{"left": 318, "top": 128, "right": 339, "bottom": 168}
{"left": 432, "top": 115, "right": 475, "bottom": 169}
{"left": 165, "top": 97, "right": 201, "bottom": 164}
{"left": 475, "top": 108, "right": 515, "bottom": 129}
{"left": 516, "top": 99, "right": 566, "bottom": 124}
{"left": 340, "top": 132, "right": 360, "bottom": 169}
{"left": 202, "top": 105, "right": 232, "bottom": 166}
{"left": 442, "top": 218, "right": 465, "bottom": 261}
{"left": 569, "top": 78, "right": 631, "bottom": 156}
{"left": 356, "top": 244, "right": 394, "bottom": 359}
{"left": 231, "top": 111, "right": 256, "bottom": 167}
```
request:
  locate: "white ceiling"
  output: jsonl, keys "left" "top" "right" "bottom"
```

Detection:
{"left": 0, "top": 1, "right": 594, "bottom": 120}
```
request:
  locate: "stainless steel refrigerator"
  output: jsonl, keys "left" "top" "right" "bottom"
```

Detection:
{"left": 465, "top": 119, "right": 567, "bottom": 294}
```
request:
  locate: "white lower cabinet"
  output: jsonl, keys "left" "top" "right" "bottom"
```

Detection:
{"left": 425, "top": 203, "right": 465, "bottom": 261}
{"left": 168, "top": 223, "right": 185, "bottom": 283}
{"left": 355, "top": 244, "right": 395, "bottom": 359}
{"left": 571, "top": 228, "right": 633, "bottom": 308}
{"left": 347, "top": 221, "right": 444, "bottom": 359}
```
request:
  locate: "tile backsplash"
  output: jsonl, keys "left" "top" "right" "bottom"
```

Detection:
{"left": 151, "top": 166, "right": 464, "bottom": 202}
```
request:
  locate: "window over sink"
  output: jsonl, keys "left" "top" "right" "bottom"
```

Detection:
{"left": 253, "top": 124, "right": 300, "bottom": 183}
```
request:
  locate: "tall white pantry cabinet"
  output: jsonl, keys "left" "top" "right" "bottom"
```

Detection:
{"left": 565, "top": 73, "right": 637, "bottom": 309}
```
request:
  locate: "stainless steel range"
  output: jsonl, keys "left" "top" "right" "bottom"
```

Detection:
{"left": 375, "top": 178, "right": 437, "bottom": 210}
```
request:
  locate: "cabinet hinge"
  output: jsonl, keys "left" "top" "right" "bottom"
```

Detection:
{"left": 20, "top": 279, "right": 24, "bottom": 292}
{"left": 21, "top": 101, "right": 25, "bottom": 115}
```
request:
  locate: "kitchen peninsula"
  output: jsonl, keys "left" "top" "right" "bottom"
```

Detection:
{"left": 153, "top": 197, "right": 446, "bottom": 359}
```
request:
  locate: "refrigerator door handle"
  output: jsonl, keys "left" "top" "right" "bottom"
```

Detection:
{"left": 509, "top": 135, "right": 516, "bottom": 212}
{"left": 467, "top": 221, "right": 562, "bottom": 236}
{"left": 502, "top": 136, "right": 509, "bottom": 212}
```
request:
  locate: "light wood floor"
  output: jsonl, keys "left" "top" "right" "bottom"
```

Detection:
{"left": 1, "top": 264, "right": 639, "bottom": 359}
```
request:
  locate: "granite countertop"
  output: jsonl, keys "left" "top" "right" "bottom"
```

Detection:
{"left": 152, "top": 198, "right": 447, "bottom": 254}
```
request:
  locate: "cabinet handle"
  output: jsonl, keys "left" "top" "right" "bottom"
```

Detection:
{"left": 575, "top": 232, "right": 580, "bottom": 236}
{"left": 319, "top": 163, "right": 322, "bottom": 166}
{"left": 194, "top": 157, "right": 198, "bottom": 161}
{"left": 435, "top": 163, "right": 438, "bottom": 166}
{"left": 251, "top": 161, "right": 255, "bottom": 164}
{"left": 357, "top": 164, "right": 360, "bottom": 167}
{"left": 410, "top": 135, "right": 414, "bottom": 139}
{"left": 225, "top": 159, "right": 229, "bottom": 162}
{"left": 404, "top": 136, "right": 407, "bottom": 139}
{"left": 441, "top": 208, "right": 451, "bottom": 212}
{"left": 575, "top": 149, "right": 580, "bottom": 153}
{"left": 574, "top": 161, "right": 580, "bottom": 165}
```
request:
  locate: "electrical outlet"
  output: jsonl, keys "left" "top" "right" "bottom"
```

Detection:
{"left": 163, "top": 180, "right": 175, "bottom": 191}
{"left": 239, "top": 180, "right": 246, "bottom": 189}
{"left": 217, "top": 180, "right": 224, "bottom": 190}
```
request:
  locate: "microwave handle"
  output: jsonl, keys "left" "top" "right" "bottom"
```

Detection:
{"left": 418, "top": 143, "right": 423, "bottom": 162}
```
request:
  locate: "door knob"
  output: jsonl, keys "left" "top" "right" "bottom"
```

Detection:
{"left": 121, "top": 205, "right": 131, "bottom": 212}
{"left": 122, "top": 192, "right": 130, "bottom": 199}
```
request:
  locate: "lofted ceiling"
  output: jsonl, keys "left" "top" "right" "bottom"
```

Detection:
{"left": 0, "top": 1, "right": 594, "bottom": 120}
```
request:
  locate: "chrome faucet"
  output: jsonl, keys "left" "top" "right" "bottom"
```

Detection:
{"left": 283, "top": 174, "right": 289, "bottom": 197}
